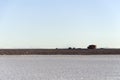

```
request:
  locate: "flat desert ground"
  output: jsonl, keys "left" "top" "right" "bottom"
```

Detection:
{"left": 1, "top": 49, "right": 120, "bottom": 55}
{"left": 0, "top": 55, "right": 120, "bottom": 80}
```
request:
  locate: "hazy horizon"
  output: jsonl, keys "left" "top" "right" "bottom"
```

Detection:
{"left": 0, "top": 0, "right": 120, "bottom": 48}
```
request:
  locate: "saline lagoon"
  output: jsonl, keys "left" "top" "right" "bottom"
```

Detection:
{"left": 0, "top": 55, "right": 119, "bottom": 80}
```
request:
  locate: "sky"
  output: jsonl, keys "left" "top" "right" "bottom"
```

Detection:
{"left": 0, "top": 0, "right": 120, "bottom": 48}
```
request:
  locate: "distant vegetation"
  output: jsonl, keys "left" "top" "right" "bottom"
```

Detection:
{"left": 67, "top": 44, "right": 97, "bottom": 50}
{"left": 87, "top": 45, "right": 96, "bottom": 49}
{"left": 68, "top": 47, "right": 76, "bottom": 49}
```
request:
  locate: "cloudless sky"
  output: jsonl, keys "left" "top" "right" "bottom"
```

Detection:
{"left": 0, "top": 0, "right": 120, "bottom": 48}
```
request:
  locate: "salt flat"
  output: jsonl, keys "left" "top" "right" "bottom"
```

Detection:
{"left": 0, "top": 55, "right": 120, "bottom": 80}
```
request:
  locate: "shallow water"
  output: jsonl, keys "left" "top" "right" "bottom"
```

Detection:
{"left": 0, "top": 55, "right": 120, "bottom": 80}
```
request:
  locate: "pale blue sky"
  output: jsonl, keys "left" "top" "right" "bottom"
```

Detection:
{"left": 0, "top": 0, "right": 120, "bottom": 48}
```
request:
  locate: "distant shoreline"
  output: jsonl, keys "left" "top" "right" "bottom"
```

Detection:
{"left": 0, "top": 49, "right": 119, "bottom": 55}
